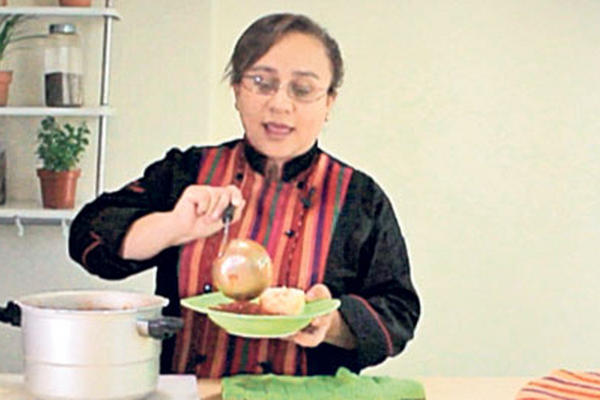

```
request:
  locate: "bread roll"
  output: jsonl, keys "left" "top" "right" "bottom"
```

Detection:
{"left": 259, "top": 287, "right": 305, "bottom": 315}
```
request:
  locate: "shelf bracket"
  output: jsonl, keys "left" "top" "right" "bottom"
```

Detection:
{"left": 14, "top": 216, "right": 24, "bottom": 237}
{"left": 61, "top": 218, "right": 70, "bottom": 238}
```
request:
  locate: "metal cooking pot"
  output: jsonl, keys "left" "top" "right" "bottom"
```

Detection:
{"left": 0, "top": 290, "right": 183, "bottom": 400}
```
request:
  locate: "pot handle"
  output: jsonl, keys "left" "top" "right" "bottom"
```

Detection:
{"left": 0, "top": 301, "right": 21, "bottom": 327}
{"left": 137, "top": 317, "right": 183, "bottom": 340}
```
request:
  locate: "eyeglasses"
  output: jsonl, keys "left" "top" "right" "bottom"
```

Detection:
{"left": 240, "top": 73, "right": 328, "bottom": 103}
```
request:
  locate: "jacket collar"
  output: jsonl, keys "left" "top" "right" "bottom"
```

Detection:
{"left": 242, "top": 139, "right": 319, "bottom": 182}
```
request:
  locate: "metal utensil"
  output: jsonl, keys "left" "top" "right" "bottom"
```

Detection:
{"left": 218, "top": 203, "right": 236, "bottom": 257}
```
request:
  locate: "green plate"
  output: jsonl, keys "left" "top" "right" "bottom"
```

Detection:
{"left": 181, "top": 292, "right": 341, "bottom": 338}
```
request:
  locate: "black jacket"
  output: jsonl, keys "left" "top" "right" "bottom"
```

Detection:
{"left": 68, "top": 139, "right": 420, "bottom": 375}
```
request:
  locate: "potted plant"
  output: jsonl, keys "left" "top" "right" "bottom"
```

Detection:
{"left": 35, "top": 116, "right": 90, "bottom": 209}
{"left": 0, "top": 14, "right": 35, "bottom": 106}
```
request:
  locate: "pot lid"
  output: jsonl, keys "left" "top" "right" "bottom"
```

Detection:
{"left": 17, "top": 290, "right": 168, "bottom": 315}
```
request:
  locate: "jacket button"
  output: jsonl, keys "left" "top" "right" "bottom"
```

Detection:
{"left": 203, "top": 283, "right": 213, "bottom": 293}
{"left": 259, "top": 361, "right": 273, "bottom": 373}
{"left": 195, "top": 354, "right": 207, "bottom": 364}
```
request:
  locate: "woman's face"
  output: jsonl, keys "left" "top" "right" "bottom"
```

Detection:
{"left": 233, "top": 32, "right": 336, "bottom": 164}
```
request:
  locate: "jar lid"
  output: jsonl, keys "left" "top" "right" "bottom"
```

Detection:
{"left": 49, "top": 23, "right": 76, "bottom": 34}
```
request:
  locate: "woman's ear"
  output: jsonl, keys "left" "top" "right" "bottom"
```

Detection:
{"left": 325, "top": 92, "right": 337, "bottom": 117}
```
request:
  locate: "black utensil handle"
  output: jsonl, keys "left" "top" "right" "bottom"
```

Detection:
{"left": 147, "top": 317, "right": 184, "bottom": 340}
{"left": 222, "top": 203, "right": 236, "bottom": 224}
{"left": 0, "top": 301, "right": 21, "bottom": 327}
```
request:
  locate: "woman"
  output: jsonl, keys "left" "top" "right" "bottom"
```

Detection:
{"left": 69, "top": 13, "right": 420, "bottom": 377}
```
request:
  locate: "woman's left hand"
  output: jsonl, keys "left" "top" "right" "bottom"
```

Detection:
{"left": 289, "top": 283, "right": 334, "bottom": 347}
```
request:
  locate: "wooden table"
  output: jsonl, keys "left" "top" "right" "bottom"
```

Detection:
{"left": 197, "top": 376, "right": 532, "bottom": 399}
{"left": 0, "top": 374, "right": 199, "bottom": 399}
{"left": 418, "top": 377, "right": 531, "bottom": 400}
{"left": 197, "top": 379, "right": 221, "bottom": 400}
{"left": 0, "top": 373, "right": 531, "bottom": 399}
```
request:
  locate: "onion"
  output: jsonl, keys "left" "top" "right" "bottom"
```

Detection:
{"left": 212, "top": 239, "right": 273, "bottom": 301}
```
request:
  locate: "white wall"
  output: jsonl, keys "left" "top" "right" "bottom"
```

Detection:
{"left": 1, "top": 0, "right": 599, "bottom": 378}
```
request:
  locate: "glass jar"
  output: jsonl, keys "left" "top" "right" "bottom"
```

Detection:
{"left": 44, "top": 23, "right": 83, "bottom": 107}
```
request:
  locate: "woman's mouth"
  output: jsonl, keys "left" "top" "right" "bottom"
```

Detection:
{"left": 263, "top": 122, "right": 294, "bottom": 137}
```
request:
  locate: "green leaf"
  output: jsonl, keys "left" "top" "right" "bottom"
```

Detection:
{"left": 0, "top": 15, "right": 28, "bottom": 62}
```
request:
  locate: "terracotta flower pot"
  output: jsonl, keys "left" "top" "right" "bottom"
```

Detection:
{"left": 0, "top": 71, "right": 13, "bottom": 107}
{"left": 37, "top": 169, "right": 81, "bottom": 209}
{"left": 0, "top": 0, "right": 7, "bottom": 6}
{"left": 59, "top": 0, "right": 92, "bottom": 6}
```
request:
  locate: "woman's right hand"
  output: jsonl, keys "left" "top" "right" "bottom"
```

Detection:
{"left": 121, "top": 184, "right": 245, "bottom": 260}
{"left": 168, "top": 184, "right": 245, "bottom": 246}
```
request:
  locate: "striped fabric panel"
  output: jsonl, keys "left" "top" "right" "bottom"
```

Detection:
{"left": 516, "top": 370, "right": 600, "bottom": 400}
{"left": 208, "top": 166, "right": 267, "bottom": 375}
{"left": 312, "top": 161, "right": 352, "bottom": 284}
{"left": 173, "top": 144, "right": 353, "bottom": 378}
{"left": 291, "top": 155, "right": 329, "bottom": 291}
{"left": 173, "top": 144, "right": 240, "bottom": 373}
{"left": 269, "top": 188, "right": 298, "bottom": 285}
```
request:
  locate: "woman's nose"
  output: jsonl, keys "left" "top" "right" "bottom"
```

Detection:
{"left": 267, "top": 84, "right": 294, "bottom": 113}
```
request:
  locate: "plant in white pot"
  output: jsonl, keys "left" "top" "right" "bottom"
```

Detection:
{"left": 36, "top": 116, "right": 90, "bottom": 209}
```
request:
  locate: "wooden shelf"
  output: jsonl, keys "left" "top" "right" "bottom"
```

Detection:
{"left": 0, "top": 106, "right": 114, "bottom": 117}
{"left": 0, "top": 7, "right": 121, "bottom": 20}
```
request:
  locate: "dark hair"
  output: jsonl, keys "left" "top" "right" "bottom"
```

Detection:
{"left": 225, "top": 13, "right": 344, "bottom": 95}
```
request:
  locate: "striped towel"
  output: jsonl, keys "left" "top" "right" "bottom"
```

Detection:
{"left": 516, "top": 370, "right": 600, "bottom": 399}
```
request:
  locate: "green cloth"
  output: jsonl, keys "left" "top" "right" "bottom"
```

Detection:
{"left": 222, "top": 367, "right": 426, "bottom": 400}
